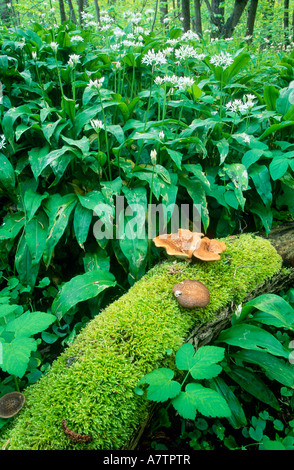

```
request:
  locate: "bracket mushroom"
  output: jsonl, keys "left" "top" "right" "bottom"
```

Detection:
{"left": 192, "top": 237, "right": 227, "bottom": 261}
{"left": 153, "top": 229, "right": 203, "bottom": 260}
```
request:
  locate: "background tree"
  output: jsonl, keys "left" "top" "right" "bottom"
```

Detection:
{"left": 58, "top": 0, "right": 67, "bottom": 23}
{"left": 284, "top": 0, "right": 290, "bottom": 46}
{"left": 182, "top": 0, "right": 190, "bottom": 31}
{"left": 193, "top": 0, "right": 202, "bottom": 35}
{"left": 246, "top": 0, "right": 258, "bottom": 40}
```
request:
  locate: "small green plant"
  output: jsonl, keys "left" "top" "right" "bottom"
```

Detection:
{"left": 135, "top": 343, "right": 231, "bottom": 421}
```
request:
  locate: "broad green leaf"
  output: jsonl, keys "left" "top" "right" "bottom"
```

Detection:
{"left": 260, "top": 121, "right": 294, "bottom": 140}
{"left": 118, "top": 185, "right": 147, "bottom": 284}
{"left": 0, "top": 153, "right": 15, "bottom": 190}
{"left": 15, "top": 235, "right": 40, "bottom": 287}
{"left": 73, "top": 202, "right": 92, "bottom": 249}
{"left": 77, "top": 190, "right": 104, "bottom": 211}
{"left": 242, "top": 149, "right": 264, "bottom": 169}
{"left": 223, "top": 53, "right": 250, "bottom": 83}
{"left": 224, "top": 365, "right": 280, "bottom": 410}
{"left": 61, "top": 135, "right": 90, "bottom": 154}
{"left": 41, "top": 118, "right": 62, "bottom": 143}
{"left": 224, "top": 164, "right": 248, "bottom": 210}
{"left": 51, "top": 269, "right": 116, "bottom": 319}
{"left": 138, "top": 368, "right": 181, "bottom": 403}
{"left": 249, "top": 164, "right": 272, "bottom": 207}
{"left": 2, "top": 105, "right": 33, "bottom": 142}
{"left": 246, "top": 293, "right": 294, "bottom": 330}
{"left": 263, "top": 85, "right": 279, "bottom": 111}
{"left": 1, "top": 337, "right": 37, "bottom": 378}
{"left": 276, "top": 81, "right": 294, "bottom": 116}
{"left": 175, "top": 343, "right": 225, "bottom": 380}
{"left": 29, "top": 146, "right": 76, "bottom": 179}
{"left": 269, "top": 156, "right": 290, "bottom": 180}
{"left": 0, "top": 304, "right": 19, "bottom": 319}
{"left": 5, "top": 311, "right": 56, "bottom": 337}
{"left": 216, "top": 323, "right": 290, "bottom": 359}
{"left": 233, "top": 350, "right": 294, "bottom": 387}
{"left": 165, "top": 148, "right": 183, "bottom": 170}
{"left": 43, "top": 194, "right": 77, "bottom": 267}
{"left": 249, "top": 200, "right": 273, "bottom": 235}
{"left": 24, "top": 211, "right": 49, "bottom": 264}
{"left": 23, "top": 189, "right": 48, "bottom": 221}
{"left": 0, "top": 212, "right": 25, "bottom": 241}
{"left": 209, "top": 376, "right": 247, "bottom": 428}
{"left": 83, "top": 248, "right": 110, "bottom": 273}
{"left": 179, "top": 174, "right": 209, "bottom": 231}
{"left": 172, "top": 383, "right": 231, "bottom": 420}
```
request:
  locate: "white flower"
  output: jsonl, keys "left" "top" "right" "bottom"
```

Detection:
{"left": 70, "top": 35, "right": 84, "bottom": 43}
{"left": 87, "top": 77, "right": 104, "bottom": 90}
{"left": 0, "top": 134, "right": 6, "bottom": 150}
{"left": 150, "top": 149, "right": 157, "bottom": 165}
{"left": 159, "top": 131, "right": 165, "bottom": 140}
{"left": 142, "top": 49, "right": 167, "bottom": 67}
{"left": 226, "top": 95, "right": 255, "bottom": 114}
{"left": 68, "top": 54, "right": 80, "bottom": 67}
{"left": 154, "top": 76, "right": 164, "bottom": 85}
{"left": 181, "top": 30, "right": 199, "bottom": 41}
{"left": 209, "top": 51, "right": 234, "bottom": 68}
{"left": 177, "top": 76, "right": 194, "bottom": 90}
{"left": 32, "top": 51, "right": 37, "bottom": 60}
{"left": 90, "top": 119, "right": 104, "bottom": 131}
{"left": 50, "top": 41, "right": 58, "bottom": 53}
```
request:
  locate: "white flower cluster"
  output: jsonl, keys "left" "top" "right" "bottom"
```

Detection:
{"left": 50, "top": 41, "right": 58, "bottom": 53}
{"left": 70, "top": 35, "right": 84, "bottom": 43}
{"left": 209, "top": 51, "right": 234, "bottom": 68}
{"left": 154, "top": 74, "right": 194, "bottom": 91}
{"left": 175, "top": 45, "right": 205, "bottom": 61}
{"left": 226, "top": 94, "right": 256, "bottom": 113}
{"left": 181, "top": 30, "right": 200, "bottom": 42}
{"left": 123, "top": 11, "right": 142, "bottom": 25}
{"left": 68, "top": 54, "right": 80, "bottom": 67}
{"left": 142, "top": 49, "right": 167, "bottom": 66}
{"left": 90, "top": 119, "right": 104, "bottom": 131}
{"left": 87, "top": 77, "right": 105, "bottom": 91}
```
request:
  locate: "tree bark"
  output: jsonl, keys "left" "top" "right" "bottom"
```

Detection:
{"left": 221, "top": 0, "right": 250, "bottom": 38}
{"left": 246, "top": 0, "right": 258, "bottom": 40}
{"left": 77, "top": 0, "right": 84, "bottom": 26}
{"left": 160, "top": 0, "right": 168, "bottom": 26}
{"left": 182, "top": 0, "right": 191, "bottom": 32}
{"left": 211, "top": 0, "right": 225, "bottom": 37}
{"left": 93, "top": 0, "right": 100, "bottom": 24}
{"left": 58, "top": 0, "right": 67, "bottom": 23}
{"left": 194, "top": 0, "right": 203, "bottom": 36}
{"left": 67, "top": 0, "right": 77, "bottom": 24}
{"left": 284, "top": 0, "right": 290, "bottom": 46}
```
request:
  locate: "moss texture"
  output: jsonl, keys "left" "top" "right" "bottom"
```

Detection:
{"left": 0, "top": 234, "right": 282, "bottom": 450}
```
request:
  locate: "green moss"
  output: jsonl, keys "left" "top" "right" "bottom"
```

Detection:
{"left": 0, "top": 234, "right": 282, "bottom": 450}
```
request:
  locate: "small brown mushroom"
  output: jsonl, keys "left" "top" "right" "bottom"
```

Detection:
{"left": 193, "top": 237, "right": 227, "bottom": 261}
{"left": 0, "top": 392, "right": 25, "bottom": 418}
{"left": 172, "top": 279, "right": 210, "bottom": 308}
{"left": 153, "top": 229, "right": 202, "bottom": 260}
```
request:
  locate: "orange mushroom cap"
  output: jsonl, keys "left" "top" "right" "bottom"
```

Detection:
{"left": 193, "top": 237, "right": 227, "bottom": 261}
{"left": 153, "top": 229, "right": 203, "bottom": 259}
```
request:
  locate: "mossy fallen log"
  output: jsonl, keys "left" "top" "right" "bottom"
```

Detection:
{"left": 0, "top": 233, "right": 291, "bottom": 450}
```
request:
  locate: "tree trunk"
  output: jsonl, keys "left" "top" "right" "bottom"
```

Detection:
{"left": 151, "top": 0, "right": 159, "bottom": 31}
{"left": 77, "top": 0, "right": 84, "bottom": 26}
{"left": 211, "top": 0, "right": 225, "bottom": 37}
{"left": 160, "top": 0, "right": 168, "bottom": 26}
{"left": 284, "top": 0, "right": 290, "bottom": 47}
{"left": 67, "top": 0, "right": 77, "bottom": 24}
{"left": 221, "top": 0, "right": 250, "bottom": 38}
{"left": 182, "top": 0, "right": 191, "bottom": 32}
{"left": 194, "top": 0, "right": 202, "bottom": 36}
{"left": 93, "top": 0, "right": 100, "bottom": 24}
{"left": 58, "top": 0, "right": 67, "bottom": 23}
{"left": 246, "top": 0, "right": 258, "bottom": 40}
